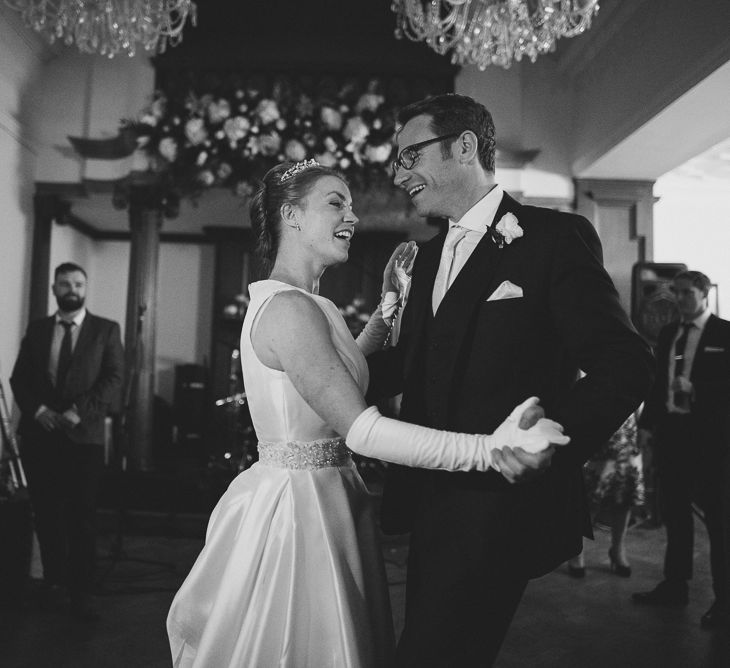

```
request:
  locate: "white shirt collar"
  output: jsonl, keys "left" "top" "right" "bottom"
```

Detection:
{"left": 56, "top": 308, "right": 87, "bottom": 328}
{"left": 684, "top": 307, "right": 711, "bottom": 331}
{"left": 449, "top": 185, "right": 504, "bottom": 234}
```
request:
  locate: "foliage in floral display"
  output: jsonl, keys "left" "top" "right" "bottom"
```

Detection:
{"left": 123, "top": 76, "right": 401, "bottom": 205}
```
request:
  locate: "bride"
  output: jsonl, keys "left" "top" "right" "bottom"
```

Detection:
{"left": 166, "top": 160, "right": 569, "bottom": 667}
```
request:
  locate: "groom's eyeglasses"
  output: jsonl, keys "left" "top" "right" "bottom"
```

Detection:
{"left": 391, "top": 133, "right": 461, "bottom": 177}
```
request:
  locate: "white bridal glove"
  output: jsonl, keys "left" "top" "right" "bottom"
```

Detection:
{"left": 355, "top": 297, "right": 397, "bottom": 356}
{"left": 356, "top": 242, "right": 417, "bottom": 354}
{"left": 346, "top": 397, "right": 570, "bottom": 472}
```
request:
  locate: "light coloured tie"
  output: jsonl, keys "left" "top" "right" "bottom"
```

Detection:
{"left": 432, "top": 226, "right": 468, "bottom": 314}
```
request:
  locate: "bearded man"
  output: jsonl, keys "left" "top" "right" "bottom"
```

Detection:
{"left": 11, "top": 262, "right": 123, "bottom": 621}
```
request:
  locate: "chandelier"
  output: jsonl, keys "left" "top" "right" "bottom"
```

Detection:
{"left": 4, "top": 0, "right": 197, "bottom": 58}
{"left": 392, "top": 0, "right": 599, "bottom": 70}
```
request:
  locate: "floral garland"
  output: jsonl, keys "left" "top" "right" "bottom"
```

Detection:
{"left": 124, "top": 76, "right": 399, "bottom": 206}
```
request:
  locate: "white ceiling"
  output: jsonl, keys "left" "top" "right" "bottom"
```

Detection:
{"left": 576, "top": 59, "right": 730, "bottom": 181}
{"left": 669, "top": 135, "right": 730, "bottom": 183}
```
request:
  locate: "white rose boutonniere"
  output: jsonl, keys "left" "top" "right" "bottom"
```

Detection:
{"left": 490, "top": 212, "right": 523, "bottom": 249}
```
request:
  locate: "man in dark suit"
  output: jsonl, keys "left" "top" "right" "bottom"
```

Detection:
{"left": 633, "top": 270, "right": 730, "bottom": 630}
{"left": 11, "top": 262, "right": 124, "bottom": 621}
{"left": 367, "top": 94, "right": 654, "bottom": 666}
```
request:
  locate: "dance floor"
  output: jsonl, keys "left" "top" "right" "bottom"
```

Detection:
{"left": 1, "top": 506, "right": 727, "bottom": 667}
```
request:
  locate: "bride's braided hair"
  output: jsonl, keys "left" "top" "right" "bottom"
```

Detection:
{"left": 250, "top": 162, "right": 345, "bottom": 276}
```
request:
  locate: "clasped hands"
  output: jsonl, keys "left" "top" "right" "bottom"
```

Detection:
{"left": 491, "top": 397, "right": 570, "bottom": 484}
{"left": 36, "top": 406, "right": 81, "bottom": 432}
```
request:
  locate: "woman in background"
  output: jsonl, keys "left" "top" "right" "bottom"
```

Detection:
{"left": 568, "top": 412, "right": 644, "bottom": 577}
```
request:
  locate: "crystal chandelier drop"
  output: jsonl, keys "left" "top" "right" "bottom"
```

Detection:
{"left": 392, "top": 0, "right": 599, "bottom": 70}
{"left": 4, "top": 0, "right": 197, "bottom": 58}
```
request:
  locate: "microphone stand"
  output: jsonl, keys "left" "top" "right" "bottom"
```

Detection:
{"left": 96, "top": 304, "right": 177, "bottom": 595}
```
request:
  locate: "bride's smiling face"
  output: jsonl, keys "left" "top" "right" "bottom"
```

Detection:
{"left": 293, "top": 176, "right": 358, "bottom": 266}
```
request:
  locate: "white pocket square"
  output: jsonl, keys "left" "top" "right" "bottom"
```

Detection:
{"left": 486, "top": 280, "right": 523, "bottom": 301}
{"left": 704, "top": 346, "right": 725, "bottom": 353}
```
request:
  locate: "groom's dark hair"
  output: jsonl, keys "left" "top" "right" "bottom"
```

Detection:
{"left": 396, "top": 93, "right": 496, "bottom": 172}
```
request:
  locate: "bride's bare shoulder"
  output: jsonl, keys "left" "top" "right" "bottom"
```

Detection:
{"left": 257, "top": 289, "right": 329, "bottom": 341}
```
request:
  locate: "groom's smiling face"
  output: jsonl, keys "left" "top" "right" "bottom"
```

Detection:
{"left": 393, "top": 114, "right": 461, "bottom": 220}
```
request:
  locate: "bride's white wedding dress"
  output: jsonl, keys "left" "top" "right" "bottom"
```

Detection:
{"left": 167, "top": 280, "right": 395, "bottom": 667}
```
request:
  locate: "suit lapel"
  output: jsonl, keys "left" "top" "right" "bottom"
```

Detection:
{"left": 659, "top": 322, "right": 679, "bottom": 391}
{"left": 403, "top": 192, "right": 522, "bottom": 383}
{"left": 41, "top": 317, "right": 56, "bottom": 382}
{"left": 403, "top": 230, "right": 445, "bottom": 377}
{"left": 698, "top": 313, "right": 717, "bottom": 343}
{"left": 62, "top": 313, "right": 96, "bottom": 387}
{"left": 72, "top": 313, "right": 95, "bottom": 364}
{"left": 423, "top": 193, "right": 522, "bottom": 388}
{"left": 691, "top": 314, "right": 717, "bottom": 379}
{"left": 437, "top": 193, "right": 518, "bottom": 314}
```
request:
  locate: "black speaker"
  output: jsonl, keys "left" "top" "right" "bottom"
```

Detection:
{"left": 173, "top": 364, "right": 209, "bottom": 443}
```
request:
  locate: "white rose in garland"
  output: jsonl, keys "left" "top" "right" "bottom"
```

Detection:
{"left": 198, "top": 170, "right": 215, "bottom": 186}
{"left": 315, "top": 151, "right": 338, "bottom": 167}
{"left": 364, "top": 143, "right": 392, "bottom": 164}
{"left": 356, "top": 93, "right": 384, "bottom": 113}
{"left": 150, "top": 97, "right": 166, "bottom": 119}
{"left": 256, "top": 99, "right": 280, "bottom": 125}
{"left": 223, "top": 116, "right": 250, "bottom": 143}
{"left": 185, "top": 118, "right": 207, "bottom": 145}
{"left": 320, "top": 106, "right": 343, "bottom": 131}
{"left": 158, "top": 137, "right": 178, "bottom": 162}
{"left": 217, "top": 163, "right": 233, "bottom": 180}
{"left": 343, "top": 116, "right": 369, "bottom": 144}
{"left": 208, "top": 99, "right": 231, "bottom": 124}
{"left": 284, "top": 139, "right": 307, "bottom": 161}
{"left": 140, "top": 112, "right": 159, "bottom": 127}
{"left": 257, "top": 131, "right": 282, "bottom": 156}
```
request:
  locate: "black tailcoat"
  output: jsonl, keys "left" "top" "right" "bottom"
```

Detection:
{"left": 369, "top": 193, "right": 655, "bottom": 578}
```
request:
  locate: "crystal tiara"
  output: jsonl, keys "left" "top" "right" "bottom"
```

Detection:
{"left": 280, "top": 159, "right": 320, "bottom": 183}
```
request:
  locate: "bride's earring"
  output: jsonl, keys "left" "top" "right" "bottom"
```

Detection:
{"left": 281, "top": 203, "right": 301, "bottom": 232}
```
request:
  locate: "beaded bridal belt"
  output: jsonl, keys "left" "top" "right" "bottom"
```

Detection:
{"left": 257, "top": 437, "right": 352, "bottom": 470}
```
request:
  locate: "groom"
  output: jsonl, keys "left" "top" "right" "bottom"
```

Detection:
{"left": 368, "top": 94, "right": 654, "bottom": 666}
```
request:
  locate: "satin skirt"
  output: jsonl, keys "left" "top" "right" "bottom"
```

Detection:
{"left": 167, "top": 460, "right": 395, "bottom": 667}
